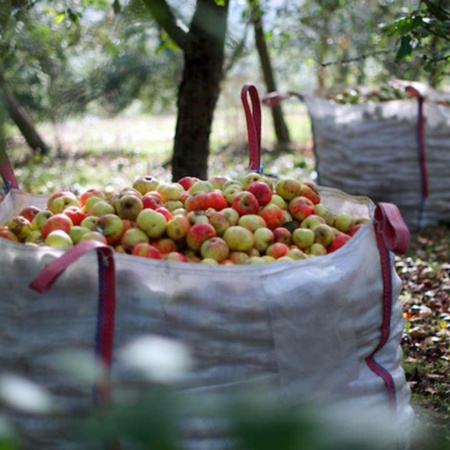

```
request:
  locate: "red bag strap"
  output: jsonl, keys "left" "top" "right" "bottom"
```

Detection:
{"left": 29, "top": 240, "right": 116, "bottom": 404}
{"left": 0, "top": 143, "right": 19, "bottom": 192}
{"left": 373, "top": 202, "right": 410, "bottom": 255}
{"left": 241, "top": 84, "right": 262, "bottom": 173}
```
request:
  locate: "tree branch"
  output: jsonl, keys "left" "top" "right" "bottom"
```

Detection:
{"left": 320, "top": 49, "right": 390, "bottom": 67}
{"left": 141, "top": 0, "right": 189, "bottom": 50}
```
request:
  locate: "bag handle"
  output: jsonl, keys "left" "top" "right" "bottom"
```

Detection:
{"left": 29, "top": 240, "right": 116, "bottom": 404}
{"left": 0, "top": 143, "right": 19, "bottom": 193}
{"left": 373, "top": 202, "right": 410, "bottom": 255}
{"left": 241, "top": 84, "right": 262, "bottom": 173}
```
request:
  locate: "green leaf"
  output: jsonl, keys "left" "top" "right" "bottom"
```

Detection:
{"left": 395, "top": 35, "right": 414, "bottom": 61}
{"left": 55, "top": 13, "right": 65, "bottom": 24}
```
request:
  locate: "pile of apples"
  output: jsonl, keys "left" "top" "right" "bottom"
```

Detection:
{"left": 0, "top": 173, "right": 368, "bottom": 265}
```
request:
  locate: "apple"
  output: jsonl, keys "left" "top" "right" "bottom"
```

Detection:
{"left": 232, "top": 191, "right": 260, "bottom": 216}
{"left": 120, "top": 187, "right": 143, "bottom": 199}
{"left": 185, "top": 222, "right": 216, "bottom": 251}
{"left": 275, "top": 178, "right": 302, "bottom": 201}
{"left": 155, "top": 206, "right": 173, "bottom": 222}
{"left": 308, "top": 242, "right": 327, "bottom": 256}
{"left": 314, "top": 204, "right": 335, "bottom": 226}
{"left": 200, "top": 237, "right": 230, "bottom": 262}
{"left": 288, "top": 196, "right": 315, "bottom": 222}
{"left": 313, "top": 224, "right": 335, "bottom": 247}
{"left": 207, "top": 210, "right": 231, "bottom": 236}
{"left": 45, "top": 230, "right": 73, "bottom": 248}
{"left": 130, "top": 242, "right": 161, "bottom": 259}
{"left": 333, "top": 212, "right": 356, "bottom": 233}
{"left": 222, "top": 179, "right": 242, "bottom": 190}
{"left": 299, "top": 182, "right": 321, "bottom": 204}
{"left": 246, "top": 181, "right": 273, "bottom": 206}
{"left": 166, "top": 215, "right": 191, "bottom": 240}
{"left": 223, "top": 185, "right": 242, "bottom": 204}
{"left": 23, "top": 230, "right": 43, "bottom": 245}
{"left": 300, "top": 214, "right": 326, "bottom": 230}
{"left": 186, "top": 210, "right": 210, "bottom": 225}
{"left": 221, "top": 207, "right": 239, "bottom": 226}
{"left": 223, "top": 226, "right": 255, "bottom": 252}
{"left": 178, "top": 176, "right": 200, "bottom": 191}
{"left": 240, "top": 172, "right": 264, "bottom": 189}
{"left": 142, "top": 193, "right": 164, "bottom": 210}
{"left": 286, "top": 248, "right": 307, "bottom": 260}
{"left": 229, "top": 251, "right": 250, "bottom": 264}
{"left": 245, "top": 256, "right": 266, "bottom": 265}
{"left": 270, "top": 194, "right": 287, "bottom": 210}
{"left": 188, "top": 180, "right": 214, "bottom": 194}
{"left": 158, "top": 182, "right": 184, "bottom": 202}
{"left": 19, "top": 206, "right": 41, "bottom": 223}
{"left": 69, "top": 226, "right": 92, "bottom": 245}
{"left": 47, "top": 191, "right": 79, "bottom": 214}
{"left": 63, "top": 205, "right": 87, "bottom": 226}
{"left": 220, "top": 259, "right": 235, "bottom": 266}
{"left": 0, "top": 227, "right": 19, "bottom": 242}
{"left": 152, "top": 237, "right": 178, "bottom": 255}
{"left": 120, "top": 228, "right": 150, "bottom": 253}
{"left": 200, "top": 258, "right": 219, "bottom": 265}
{"left": 96, "top": 214, "right": 125, "bottom": 244}
{"left": 84, "top": 195, "right": 107, "bottom": 213}
{"left": 87, "top": 200, "right": 115, "bottom": 217}
{"left": 253, "top": 227, "right": 275, "bottom": 253}
{"left": 80, "top": 216, "right": 98, "bottom": 231}
{"left": 6, "top": 216, "right": 32, "bottom": 240}
{"left": 136, "top": 209, "right": 167, "bottom": 239}
{"left": 292, "top": 228, "right": 315, "bottom": 250}
{"left": 80, "top": 189, "right": 106, "bottom": 207}
{"left": 208, "top": 175, "right": 229, "bottom": 190}
{"left": 273, "top": 227, "right": 292, "bottom": 245}
{"left": 238, "top": 214, "right": 267, "bottom": 232}
{"left": 259, "top": 203, "right": 285, "bottom": 230}
{"left": 79, "top": 231, "right": 108, "bottom": 244}
{"left": 164, "top": 200, "right": 184, "bottom": 212}
{"left": 41, "top": 213, "right": 73, "bottom": 239}
{"left": 31, "top": 210, "right": 53, "bottom": 231}
{"left": 114, "top": 194, "right": 144, "bottom": 221}
{"left": 206, "top": 191, "right": 228, "bottom": 211}
{"left": 265, "top": 242, "right": 289, "bottom": 259}
{"left": 132, "top": 175, "right": 160, "bottom": 195}
{"left": 328, "top": 234, "right": 351, "bottom": 253}
{"left": 164, "top": 251, "right": 188, "bottom": 263}
{"left": 184, "top": 191, "right": 209, "bottom": 212}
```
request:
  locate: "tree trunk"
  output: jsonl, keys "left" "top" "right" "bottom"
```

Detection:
{"left": 0, "top": 79, "right": 49, "bottom": 156}
{"left": 251, "top": 2, "right": 290, "bottom": 146}
{"left": 172, "top": 0, "right": 230, "bottom": 181}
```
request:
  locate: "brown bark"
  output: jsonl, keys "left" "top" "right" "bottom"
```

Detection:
{"left": 251, "top": 2, "right": 290, "bottom": 146}
{"left": 0, "top": 78, "right": 49, "bottom": 155}
{"left": 171, "top": 0, "right": 230, "bottom": 181}
{"left": 143, "top": 0, "right": 230, "bottom": 181}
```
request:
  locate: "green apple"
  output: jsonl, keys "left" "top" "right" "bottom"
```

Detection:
{"left": 223, "top": 226, "right": 255, "bottom": 252}
{"left": 45, "top": 230, "right": 73, "bottom": 248}
{"left": 136, "top": 209, "right": 167, "bottom": 239}
{"left": 333, "top": 212, "right": 356, "bottom": 233}
{"left": 292, "top": 228, "right": 315, "bottom": 250}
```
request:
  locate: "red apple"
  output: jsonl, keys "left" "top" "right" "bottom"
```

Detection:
{"left": 246, "top": 181, "right": 273, "bottom": 206}
{"left": 184, "top": 191, "right": 209, "bottom": 212}
{"left": 0, "top": 226, "right": 19, "bottom": 242}
{"left": 288, "top": 196, "right": 315, "bottom": 221}
{"left": 178, "top": 176, "right": 200, "bottom": 191}
{"left": 41, "top": 214, "right": 73, "bottom": 239}
{"left": 185, "top": 222, "right": 216, "bottom": 251}
{"left": 19, "top": 206, "right": 41, "bottom": 223}
{"left": 259, "top": 203, "right": 285, "bottom": 230}
{"left": 231, "top": 191, "right": 260, "bottom": 216}
{"left": 266, "top": 242, "right": 289, "bottom": 259}
{"left": 132, "top": 242, "right": 162, "bottom": 259}
{"left": 80, "top": 189, "right": 106, "bottom": 207}
{"left": 299, "top": 181, "right": 321, "bottom": 204}
{"left": 273, "top": 227, "right": 292, "bottom": 245}
{"left": 206, "top": 191, "right": 228, "bottom": 211}
{"left": 63, "top": 206, "right": 87, "bottom": 226}
{"left": 166, "top": 215, "right": 191, "bottom": 240}
{"left": 327, "top": 234, "right": 351, "bottom": 253}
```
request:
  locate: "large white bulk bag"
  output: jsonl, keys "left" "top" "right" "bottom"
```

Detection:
{"left": 0, "top": 186, "right": 414, "bottom": 449}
